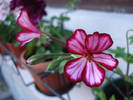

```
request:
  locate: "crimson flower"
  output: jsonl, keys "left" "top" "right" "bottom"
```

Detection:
{"left": 16, "top": 9, "right": 41, "bottom": 46}
{"left": 10, "top": 0, "right": 47, "bottom": 24}
{"left": 65, "top": 29, "right": 118, "bottom": 87}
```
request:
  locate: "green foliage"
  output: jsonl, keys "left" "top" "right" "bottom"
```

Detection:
{"left": 129, "top": 36, "right": 133, "bottom": 44}
{"left": 66, "top": 0, "right": 80, "bottom": 10}
{"left": 0, "top": 15, "right": 21, "bottom": 44}
{"left": 93, "top": 87, "right": 116, "bottom": 100}
{"left": 114, "top": 67, "right": 124, "bottom": 76}
{"left": 36, "top": 14, "right": 73, "bottom": 55}
{"left": 109, "top": 47, "right": 133, "bottom": 63}
{"left": 124, "top": 76, "right": 133, "bottom": 84}
{"left": 47, "top": 56, "right": 72, "bottom": 73}
{"left": 109, "top": 47, "right": 126, "bottom": 59}
{"left": 109, "top": 95, "right": 116, "bottom": 100}
{"left": 92, "top": 87, "right": 106, "bottom": 100}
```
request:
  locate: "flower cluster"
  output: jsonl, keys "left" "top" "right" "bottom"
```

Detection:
{"left": 10, "top": 0, "right": 47, "bottom": 24}
{"left": 65, "top": 29, "right": 118, "bottom": 87}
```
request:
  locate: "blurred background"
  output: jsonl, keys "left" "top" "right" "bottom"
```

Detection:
{"left": 45, "top": 0, "right": 133, "bottom": 13}
{"left": 0, "top": 0, "right": 133, "bottom": 100}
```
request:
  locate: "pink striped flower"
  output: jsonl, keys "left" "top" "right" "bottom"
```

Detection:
{"left": 16, "top": 9, "right": 41, "bottom": 46}
{"left": 65, "top": 29, "right": 118, "bottom": 87}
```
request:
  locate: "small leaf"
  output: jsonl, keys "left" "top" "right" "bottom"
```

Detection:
{"left": 36, "top": 47, "right": 46, "bottom": 54}
{"left": 109, "top": 47, "right": 127, "bottom": 62}
{"left": 109, "top": 95, "right": 116, "bottom": 100}
{"left": 58, "top": 60, "right": 68, "bottom": 73}
{"left": 47, "top": 56, "right": 64, "bottom": 72}
{"left": 92, "top": 87, "right": 106, "bottom": 100}
{"left": 59, "top": 16, "right": 70, "bottom": 22}
{"left": 125, "top": 54, "right": 133, "bottom": 63}
{"left": 124, "top": 76, "right": 133, "bottom": 84}
{"left": 129, "top": 35, "right": 133, "bottom": 44}
{"left": 47, "top": 56, "right": 73, "bottom": 73}
{"left": 27, "top": 54, "right": 54, "bottom": 64}
{"left": 115, "top": 67, "right": 124, "bottom": 76}
{"left": 109, "top": 47, "right": 126, "bottom": 58}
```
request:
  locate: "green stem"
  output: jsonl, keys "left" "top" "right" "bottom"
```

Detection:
{"left": 35, "top": 53, "right": 71, "bottom": 57}
{"left": 106, "top": 77, "right": 125, "bottom": 97}
{"left": 125, "top": 30, "right": 133, "bottom": 76}
{"left": 28, "top": 53, "right": 71, "bottom": 64}
{"left": 125, "top": 29, "right": 133, "bottom": 100}
{"left": 42, "top": 33, "right": 66, "bottom": 47}
{"left": 51, "top": 28, "right": 66, "bottom": 41}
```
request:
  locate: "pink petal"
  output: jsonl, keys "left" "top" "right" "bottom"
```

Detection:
{"left": 86, "top": 32, "right": 113, "bottom": 53}
{"left": 66, "top": 29, "right": 87, "bottom": 56}
{"left": 83, "top": 61, "right": 105, "bottom": 87}
{"left": 17, "top": 9, "right": 41, "bottom": 33}
{"left": 92, "top": 53, "right": 118, "bottom": 70}
{"left": 64, "top": 57, "right": 87, "bottom": 82}
{"left": 16, "top": 31, "right": 40, "bottom": 46}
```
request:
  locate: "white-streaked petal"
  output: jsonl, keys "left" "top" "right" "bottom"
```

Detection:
{"left": 93, "top": 53, "right": 118, "bottom": 70}
{"left": 65, "top": 57, "right": 87, "bottom": 82}
{"left": 66, "top": 29, "right": 87, "bottom": 56}
{"left": 83, "top": 61, "right": 105, "bottom": 87}
{"left": 16, "top": 31, "right": 40, "bottom": 46}
{"left": 86, "top": 32, "right": 113, "bottom": 53}
{"left": 17, "top": 9, "right": 41, "bottom": 33}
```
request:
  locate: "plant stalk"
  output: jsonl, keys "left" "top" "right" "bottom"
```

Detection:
{"left": 106, "top": 77, "right": 125, "bottom": 97}
{"left": 42, "top": 33, "right": 66, "bottom": 47}
{"left": 125, "top": 30, "right": 133, "bottom": 76}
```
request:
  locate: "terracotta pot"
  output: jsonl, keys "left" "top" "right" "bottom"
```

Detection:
{"left": 20, "top": 50, "right": 75, "bottom": 96}
{"left": 0, "top": 43, "right": 75, "bottom": 95}
{"left": 0, "top": 43, "right": 27, "bottom": 69}
{"left": 31, "top": 62, "right": 75, "bottom": 96}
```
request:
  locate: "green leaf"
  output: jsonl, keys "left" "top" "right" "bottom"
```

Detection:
{"left": 110, "top": 47, "right": 133, "bottom": 63}
{"left": 124, "top": 76, "right": 133, "bottom": 84}
{"left": 27, "top": 54, "right": 54, "bottom": 64}
{"left": 125, "top": 54, "right": 133, "bottom": 63}
{"left": 47, "top": 56, "right": 73, "bottom": 73}
{"left": 47, "top": 56, "right": 64, "bottom": 72}
{"left": 109, "top": 47, "right": 126, "bottom": 59}
{"left": 92, "top": 87, "right": 106, "bottom": 100}
{"left": 25, "top": 40, "right": 37, "bottom": 58}
{"left": 58, "top": 16, "right": 70, "bottom": 22}
{"left": 58, "top": 60, "right": 68, "bottom": 73}
{"left": 115, "top": 67, "right": 124, "bottom": 76}
{"left": 66, "top": 0, "right": 80, "bottom": 10}
{"left": 109, "top": 95, "right": 116, "bottom": 100}
{"left": 129, "top": 36, "right": 133, "bottom": 44}
{"left": 36, "top": 47, "right": 46, "bottom": 54}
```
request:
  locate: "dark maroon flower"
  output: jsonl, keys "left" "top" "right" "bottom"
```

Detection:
{"left": 10, "top": 0, "right": 47, "bottom": 24}
{"left": 65, "top": 29, "right": 118, "bottom": 87}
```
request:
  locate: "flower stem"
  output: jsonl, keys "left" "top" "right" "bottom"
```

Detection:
{"left": 42, "top": 33, "right": 66, "bottom": 47}
{"left": 125, "top": 29, "right": 133, "bottom": 99}
{"left": 27, "top": 53, "right": 71, "bottom": 64}
{"left": 125, "top": 29, "right": 133, "bottom": 76}
{"left": 106, "top": 77, "right": 125, "bottom": 97}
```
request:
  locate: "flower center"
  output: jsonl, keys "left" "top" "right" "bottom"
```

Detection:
{"left": 86, "top": 52, "right": 93, "bottom": 62}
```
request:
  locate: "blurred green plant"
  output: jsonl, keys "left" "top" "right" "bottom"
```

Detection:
{"left": 0, "top": 15, "right": 21, "bottom": 44}
{"left": 92, "top": 87, "right": 116, "bottom": 100}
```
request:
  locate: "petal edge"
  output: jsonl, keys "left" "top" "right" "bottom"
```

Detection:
{"left": 83, "top": 61, "right": 105, "bottom": 87}
{"left": 66, "top": 29, "right": 87, "bottom": 56}
{"left": 64, "top": 57, "right": 87, "bottom": 82}
{"left": 93, "top": 53, "right": 118, "bottom": 70}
